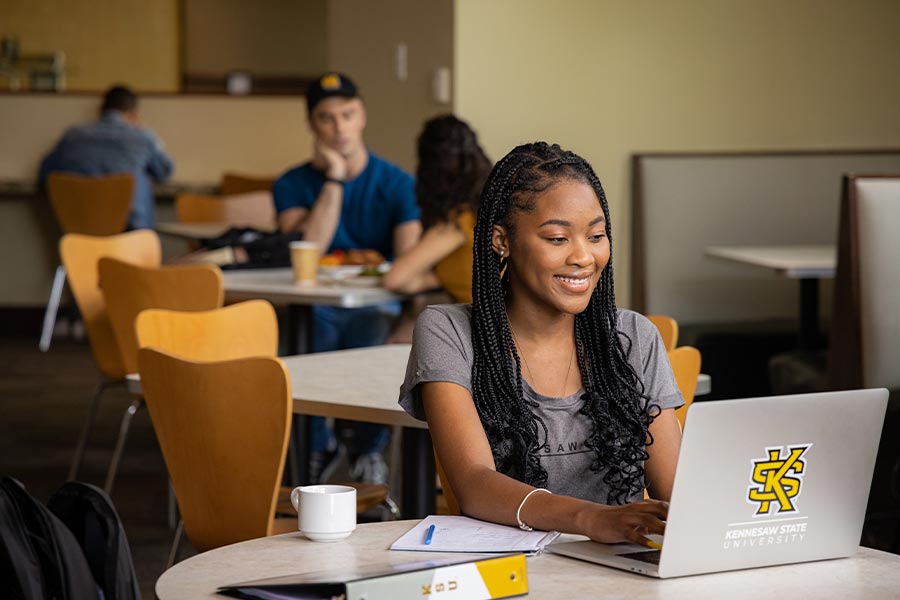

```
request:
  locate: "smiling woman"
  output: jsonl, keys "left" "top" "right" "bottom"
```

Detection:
{"left": 399, "top": 142, "right": 685, "bottom": 548}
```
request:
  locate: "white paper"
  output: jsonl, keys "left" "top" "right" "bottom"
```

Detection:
{"left": 390, "top": 515, "right": 559, "bottom": 554}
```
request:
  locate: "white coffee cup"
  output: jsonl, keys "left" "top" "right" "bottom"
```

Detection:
{"left": 290, "top": 484, "right": 356, "bottom": 542}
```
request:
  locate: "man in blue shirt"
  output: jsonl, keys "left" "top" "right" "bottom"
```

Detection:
{"left": 38, "top": 85, "right": 173, "bottom": 229}
{"left": 274, "top": 73, "right": 422, "bottom": 484}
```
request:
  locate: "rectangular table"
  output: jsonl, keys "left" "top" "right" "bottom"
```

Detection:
{"left": 282, "top": 344, "right": 432, "bottom": 519}
{"left": 706, "top": 245, "right": 836, "bottom": 349}
{"left": 156, "top": 221, "right": 234, "bottom": 240}
{"left": 220, "top": 267, "right": 406, "bottom": 495}
{"left": 129, "top": 340, "right": 713, "bottom": 520}
{"left": 222, "top": 267, "right": 403, "bottom": 355}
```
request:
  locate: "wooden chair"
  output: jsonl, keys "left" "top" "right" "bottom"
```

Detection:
{"left": 175, "top": 191, "right": 276, "bottom": 235}
{"left": 647, "top": 314, "right": 679, "bottom": 351}
{"left": 100, "top": 259, "right": 224, "bottom": 374}
{"left": 41, "top": 172, "right": 135, "bottom": 352}
{"left": 220, "top": 171, "right": 276, "bottom": 196}
{"left": 135, "top": 300, "right": 278, "bottom": 362}
{"left": 97, "top": 258, "right": 224, "bottom": 493}
{"left": 134, "top": 301, "right": 393, "bottom": 564}
{"left": 435, "top": 452, "right": 461, "bottom": 516}
{"left": 138, "top": 348, "right": 293, "bottom": 553}
{"left": 668, "top": 346, "right": 702, "bottom": 428}
{"left": 59, "top": 230, "right": 161, "bottom": 484}
{"left": 48, "top": 172, "right": 135, "bottom": 235}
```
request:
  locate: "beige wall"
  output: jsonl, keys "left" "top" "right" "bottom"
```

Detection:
{"left": 0, "top": 93, "right": 312, "bottom": 183}
{"left": 0, "top": 93, "right": 313, "bottom": 306}
{"left": 328, "top": 0, "right": 455, "bottom": 171}
{"left": 0, "top": 0, "right": 180, "bottom": 91}
{"left": 184, "top": 0, "right": 328, "bottom": 77}
{"left": 455, "top": 0, "right": 900, "bottom": 307}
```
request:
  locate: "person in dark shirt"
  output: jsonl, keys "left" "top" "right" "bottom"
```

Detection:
{"left": 273, "top": 73, "right": 421, "bottom": 484}
{"left": 38, "top": 85, "right": 173, "bottom": 229}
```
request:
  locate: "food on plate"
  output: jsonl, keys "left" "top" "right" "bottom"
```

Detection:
{"left": 319, "top": 249, "right": 385, "bottom": 268}
{"left": 318, "top": 252, "right": 343, "bottom": 267}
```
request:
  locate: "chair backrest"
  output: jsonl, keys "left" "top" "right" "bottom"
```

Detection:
{"left": 647, "top": 314, "right": 679, "bottom": 351}
{"left": 135, "top": 300, "right": 278, "bottom": 361}
{"left": 830, "top": 174, "right": 900, "bottom": 390}
{"left": 175, "top": 192, "right": 276, "bottom": 231}
{"left": 220, "top": 171, "right": 276, "bottom": 196}
{"left": 60, "top": 231, "right": 161, "bottom": 379}
{"left": 137, "top": 348, "right": 291, "bottom": 552}
{"left": 668, "top": 346, "right": 702, "bottom": 428}
{"left": 47, "top": 173, "right": 134, "bottom": 235}
{"left": 434, "top": 451, "right": 461, "bottom": 516}
{"left": 98, "top": 259, "right": 224, "bottom": 374}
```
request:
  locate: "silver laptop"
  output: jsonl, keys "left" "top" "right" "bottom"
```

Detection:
{"left": 547, "top": 388, "right": 888, "bottom": 578}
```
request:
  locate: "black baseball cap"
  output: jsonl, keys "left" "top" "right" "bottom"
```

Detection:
{"left": 306, "top": 73, "right": 359, "bottom": 114}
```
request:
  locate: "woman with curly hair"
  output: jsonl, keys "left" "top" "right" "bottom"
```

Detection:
{"left": 399, "top": 142, "right": 683, "bottom": 547}
{"left": 383, "top": 115, "right": 491, "bottom": 303}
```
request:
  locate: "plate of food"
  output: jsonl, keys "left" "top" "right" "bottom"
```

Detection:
{"left": 318, "top": 249, "right": 388, "bottom": 283}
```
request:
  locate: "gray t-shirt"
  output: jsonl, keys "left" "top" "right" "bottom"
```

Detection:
{"left": 398, "top": 304, "right": 684, "bottom": 504}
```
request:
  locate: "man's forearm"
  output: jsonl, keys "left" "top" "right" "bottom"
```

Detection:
{"left": 296, "top": 180, "right": 343, "bottom": 249}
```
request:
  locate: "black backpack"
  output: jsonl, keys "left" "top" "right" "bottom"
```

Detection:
{"left": 0, "top": 477, "right": 141, "bottom": 600}
{"left": 200, "top": 227, "right": 303, "bottom": 269}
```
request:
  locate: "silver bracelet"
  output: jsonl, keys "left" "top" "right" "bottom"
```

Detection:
{"left": 516, "top": 488, "right": 552, "bottom": 531}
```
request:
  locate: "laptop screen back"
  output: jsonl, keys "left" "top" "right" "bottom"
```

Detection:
{"left": 658, "top": 389, "right": 887, "bottom": 578}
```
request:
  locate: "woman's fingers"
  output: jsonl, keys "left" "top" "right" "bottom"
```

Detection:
{"left": 623, "top": 526, "right": 656, "bottom": 548}
{"left": 623, "top": 513, "right": 666, "bottom": 548}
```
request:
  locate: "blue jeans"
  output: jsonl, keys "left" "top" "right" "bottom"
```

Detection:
{"left": 309, "top": 303, "right": 399, "bottom": 458}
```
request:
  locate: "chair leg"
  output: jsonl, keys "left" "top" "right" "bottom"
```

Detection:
{"left": 103, "top": 399, "right": 144, "bottom": 495}
{"left": 381, "top": 495, "right": 401, "bottom": 520}
{"left": 166, "top": 520, "right": 185, "bottom": 569}
{"left": 39, "top": 265, "right": 66, "bottom": 352}
{"left": 167, "top": 480, "right": 179, "bottom": 530}
{"left": 68, "top": 380, "right": 113, "bottom": 482}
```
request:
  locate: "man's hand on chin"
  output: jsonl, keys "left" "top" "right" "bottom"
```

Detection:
{"left": 313, "top": 141, "right": 348, "bottom": 181}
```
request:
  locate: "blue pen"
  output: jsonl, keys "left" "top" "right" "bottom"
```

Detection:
{"left": 424, "top": 524, "right": 436, "bottom": 545}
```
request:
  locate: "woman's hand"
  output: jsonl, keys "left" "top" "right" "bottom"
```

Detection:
{"left": 578, "top": 499, "right": 668, "bottom": 548}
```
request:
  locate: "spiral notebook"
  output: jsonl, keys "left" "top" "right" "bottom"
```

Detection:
{"left": 391, "top": 515, "right": 559, "bottom": 555}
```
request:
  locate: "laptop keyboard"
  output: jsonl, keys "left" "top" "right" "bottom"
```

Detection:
{"left": 619, "top": 550, "right": 662, "bottom": 565}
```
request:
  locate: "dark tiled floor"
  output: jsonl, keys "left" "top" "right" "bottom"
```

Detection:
{"left": 0, "top": 332, "right": 394, "bottom": 597}
{"left": 1, "top": 336, "right": 182, "bottom": 597}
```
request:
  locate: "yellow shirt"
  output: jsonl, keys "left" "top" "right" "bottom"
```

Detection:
{"left": 434, "top": 210, "right": 475, "bottom": 303}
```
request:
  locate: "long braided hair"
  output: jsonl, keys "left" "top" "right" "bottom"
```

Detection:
{"left": 471, "top": 142, "right": 656, "bottom": 505}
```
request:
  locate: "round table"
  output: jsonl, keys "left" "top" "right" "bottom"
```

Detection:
{"left": 157, "top": 520, "right": 900, "bottom": 599}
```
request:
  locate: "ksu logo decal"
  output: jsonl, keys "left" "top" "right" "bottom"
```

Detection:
{"left": 747, "top": 444, "right": 812, "bottom": 516}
